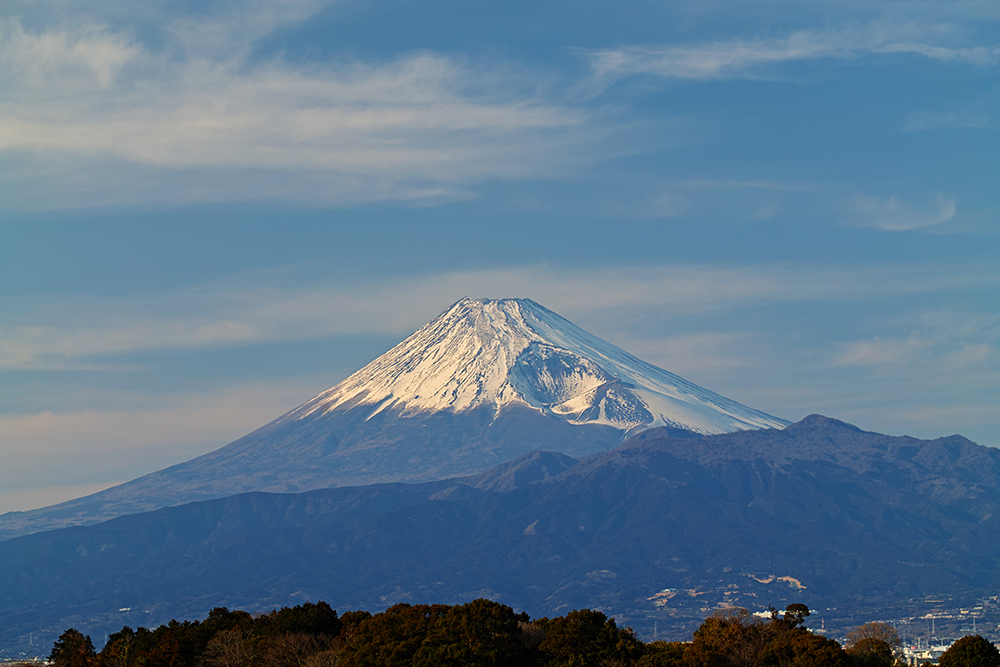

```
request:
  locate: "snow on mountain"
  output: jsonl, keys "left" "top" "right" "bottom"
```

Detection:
{"left": 286, "top": 297, "right": 788, "bottom": 435}
{"left": 0, "top": 297, "right": 788, "bottom": 541}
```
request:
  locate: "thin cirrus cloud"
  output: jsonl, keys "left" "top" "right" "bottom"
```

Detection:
{"left": 2, "top": 262, "right": 996, "bottom": 370}
{"left": 832, "top": 312, "right": 998, "bottom": 378}
{"left": 834, "top": 334, "right": 931, "bottom": 366}
{"left": 849, "top": 194, "right": 957, "bottom": 231}
{"left": 0, "top": 16, "right": 607, "bottom": 209}
{"left": 584, "top": 24, "right": 999, "bottom": 82}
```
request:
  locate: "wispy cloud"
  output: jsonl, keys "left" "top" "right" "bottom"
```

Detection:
{"left": 0, "top": 14, "right": 614, "bottom": 209}
{"left": 832, "top": 312, "right": 999, "bottom": 378}
{"left": 834, "top": 334, "right": 931, "bottom": 366}
{"left": 585, "top": 24, "right": 999, "bottom": 83}
{"left": 850, "top": 194, "right": 957, "bottom": 231}
{"left": 607, "top": 332, "right": 765, "bottom": 375}
{"left": 2, "top": 262, "right": 996, "bottom": 370}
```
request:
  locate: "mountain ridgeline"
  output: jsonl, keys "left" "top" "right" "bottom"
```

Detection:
{"left": 2, "top": 415, "right": 996, "bottom": 653}
{"left": 0, "top": 297, "right": 787, "bottom": 539}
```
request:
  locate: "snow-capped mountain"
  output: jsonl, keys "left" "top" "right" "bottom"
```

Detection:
{"left": 289, "top": 297, "right": 786, "bottom": 435}
{"left": 0, "top": 297, "right": 787, "bottom": 540}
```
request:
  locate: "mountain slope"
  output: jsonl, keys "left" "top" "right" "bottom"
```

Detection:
{"left": 292, "top": 297, "right": 786, "bottom": 434}
{"left": 0, "top": 298, "right": 786, "bottom": 540}
{"left": 0, "top": 416, "right": 996, "bottom": 653}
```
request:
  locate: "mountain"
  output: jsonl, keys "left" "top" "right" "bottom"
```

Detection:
{"left": 0, "top": 297, "right": 786, "bottom": 540}
{"left": 1, "top": 416, "right": 996, "bottom": 654}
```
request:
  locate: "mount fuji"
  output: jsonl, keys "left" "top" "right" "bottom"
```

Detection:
{"left": 0, "top": 297, "right": 788, "bottom": 539}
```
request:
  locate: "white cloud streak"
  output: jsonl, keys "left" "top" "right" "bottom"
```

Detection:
{"left": 832, "top": 312, "right": 999, "bottom": 397}
{"left": 0, "top": 14, "right": 610, "bottom": 208}
{"left": 850, "top": 194, "right": 958, "bottom": 231}
{"left": 1, "top": 262, "right": 996, "bottom": 370}
{"left": 585, "top": 25, "right": 999, "bottom": 82}
{"left": 834, "top": 334, "right": 931, "bottom": 366}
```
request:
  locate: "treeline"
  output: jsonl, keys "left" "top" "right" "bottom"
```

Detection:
{"left": 42, "top": 600, "right": 997, "bottom": 667}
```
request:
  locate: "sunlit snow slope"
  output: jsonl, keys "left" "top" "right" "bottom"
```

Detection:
{"left": 287, "top": 297, "right": 787, "bottom": 435}
{"left": 0, "top": 297, "right": 787, "bottom": 540}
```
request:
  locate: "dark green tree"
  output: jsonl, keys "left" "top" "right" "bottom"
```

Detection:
{"left": 537, "top": 608, "right": 645, "bottom": 667}
{"left": 50, "top": 629, "right": 97, "bottom": 667}
{"left": 938, "top": 635, "right": 1000, "bottom": 667}
{"left": 638, "top": 641, "right": 687, "bottom": 666}
{"left": 411, "top": 598, "right": 530, "bottom": 667}
{"left": 782, "top": 604, "right": 811, "bottom": 629}
{"left": 338, "top": 603, "right": 450, "bottom": 667}
{"left": 763, "top": 630, "right": 847, "bottom": 667}
{"left": 257, "top": 601, "right": 341, "bottom": 638}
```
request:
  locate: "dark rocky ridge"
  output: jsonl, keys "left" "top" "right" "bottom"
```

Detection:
{"left": 0, "top": 416, "right": 996, "bottom": 654}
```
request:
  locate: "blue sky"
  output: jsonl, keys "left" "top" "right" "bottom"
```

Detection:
{"left": 1, "top": 0, "right": 997, "bottom": 514}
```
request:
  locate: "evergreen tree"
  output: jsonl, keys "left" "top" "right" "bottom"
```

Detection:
{"left": 537, "top": 608, "right": 645, "bottom": 667}
{"left": 50, "top": 629, "right": 97, "bottom": 667}
{"left": 938, "top": 635, "right": 1000, "bottom": 667}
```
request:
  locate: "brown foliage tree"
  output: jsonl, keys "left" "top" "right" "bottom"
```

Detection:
{"left": 537, "top": 608, "right": 645, "bottom": 667}
{"left": 201, "top": 627, "right": 258, "bottom": 667}
{"left": 682, "top": 604, "right": 848, "bottom": 667}
{"left": 845, "top": 622, "right": 902, "bottom": 667}
{"left": 845, "top": 623, "right": 902, "bottom": 655}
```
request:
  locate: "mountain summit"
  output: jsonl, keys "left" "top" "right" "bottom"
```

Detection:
{"left": 293, "top": 297, "right": 786, "bottom": 434}
{"left": 0, "top": 297, "right": 787, "bottom": 539}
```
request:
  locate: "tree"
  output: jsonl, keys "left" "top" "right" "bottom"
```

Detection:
{"left": 99, "top": 635, "right": 134, "bottom": 667}
{"left": 538, "top": 608, "right": 645, "bottom": 667}
{"left": 938, "top": 635, "right": 1000, "bottom": 667}
{"left": 845, "top": 622, "right": 902, "bottom": 667}
{"left": 257, "top": 601, "right": 341, "bottom": 638}
{"left": 338, "top": 603, "right": 450, "bottom": 667}
{"left": 845, "top": 638, "right": 895, "bottom": 667}
{"left": 638, "top": 641, "right": 686, "bottom": 666}
{"left": 202, "top": 627, "right": 258, "bottom": 667}
{"left": 782, "top": 604, "right": 811, "bottom": 629}
{"left": 411, "top": 598, "right": 530, "bottom": 667}
{"left": 262, "top": 632, "right": 330, "bottom": 667}
{"left": 765, "top": 631, "right": 848, "bottom": 667}
{"left": 682, "top": 608, "right": 764, "bottom": 667}
{"left": 682, "top": 604, "right": 848, "bottom": 667}
{"left": 50, "top": 629, "right": 97, "bottom": 667}
{"left": 845, "top": 623, "right": 902, "bottom": 655}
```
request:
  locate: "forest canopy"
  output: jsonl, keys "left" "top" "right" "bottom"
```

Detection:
{"left": 42, "top": 600, "right": 960, "bottom": 667}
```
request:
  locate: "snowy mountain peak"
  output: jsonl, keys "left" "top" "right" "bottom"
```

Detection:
{"left": 290, "top": 297, "right": 789, "bottom": 435}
